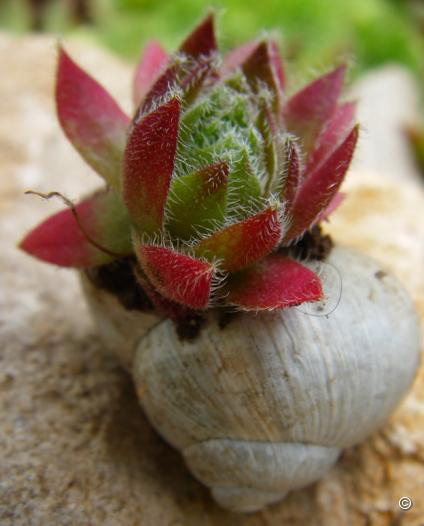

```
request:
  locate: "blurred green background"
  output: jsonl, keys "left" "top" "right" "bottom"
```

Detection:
{"left": 2, "top": 0, "right": 424, "bottom": 170}
{"left": 1, "top": 0, "right": 424, "bottom": 82}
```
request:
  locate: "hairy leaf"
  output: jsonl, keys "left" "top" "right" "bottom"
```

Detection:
{"left": 242, "top": 40, "right": 282, "bottom": 104}
{"left": 123, "top": 97, "right": 180, "bottom": 235}
{"left": 221, "top": 40, "right": 259, "bottom": 78}
{"left": 306, "top": 102, "right": 356, "bottom": 173}
{"left": 56, "top": 47, "right": 129, "bottom": 189}
{"left": 284, "top": 65, "right": 346, "bottom": 156}
{"left": 133, "top": 40, "right": 168, "bottom": 108}
{"left": 268, "top": 40, "right": 285, "bottom": 90}
{"left": 135, "top": 269, "right": 196, "bottom": 322}
{"left": 226, "top": 255, "right": 323, "bottom": 310}
{"left": 167, "top": 162, "right": 229, "bottom": 239}
{"left": 194, "top": 205, "right": 282, "bottom": 272}
{"left": 137, "top": 245, "right": 213, "bottom": 309}
{"left": 227, "top": 149, "right": 262, "bottom": 218}
{"left": 280, "top": 137, "right": 302, "bottom": 211}
{"left": 139, "top": 13, "right": 217, "bottom": 116}
{"left": 284, "top": 125, "right": 359, "bottom": 243}
{"left": 180, "top": 13, "right": 217, "bottom": 57}
{"left": 316, "top": 192, "right": 345, "bottom": 222}
{"left": 19, "top": 190, "right": 132, "bottom": 267}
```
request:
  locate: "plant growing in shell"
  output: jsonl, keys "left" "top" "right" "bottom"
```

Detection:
{"left": 20, "top": 14, "right": 357, "bottom": 314}
{"left": 20, "top": 14, "right": 420, "bottom": 513}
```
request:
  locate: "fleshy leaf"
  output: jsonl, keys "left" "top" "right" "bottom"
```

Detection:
{"left": 221, "top": 40, "right": 259, "bottom": 78}
{"left": 135, "top": 268, "right": 195, "bottom": 322}
{"left": 139, "top": 14, "right": 217, "bottom": 116}
{"left": 269, "top": 40, "right": 285, "bottom": 90}
{"left": 227, "top": 149, "right": 262, "bottom": 218}
{"left": 283, "top": 65, "right": 346, "bottom": 156}
{"left": 179, "top": 13, "right": 218, "bottom": 104}
{"left": 56, "top": 47, "right": 130, "bottom": 189}
{"left": 316, "top": 192, "right": 345, "bottom": 222}
{"left": 224, "top": 39, "right": 284, "bottom": 92}
{"left": 167, "top": 161, "right": 229, "bottom": 239}
{"left": 242, "top": 40, "right": 282, "bottom": 103}
{"left": 133, "top": 40, "right": 168, "bottom": 108}
{"left": 180, "top": 13, "right": 217, "bottom": 57}
{"left": 256, "top": 104, "right": 281, "bottom": 196}
{"left": 284, "top": 125, "right": 359, "bottom": 243}
{"left": 138, "top": 63, "right": 178, "bottom": 116}
{"left": 280, "top": 137, "right": 301, "bottom": 211}
{"left": 306, "top": 102, "right": 356, "bottom": 173}
{"left": 137, "top": 245, "right": 214, "bottom": 309}
{"left": 194, "top": 205, "right": 282, "bottom": 272}
{"left": 225, "top": 254, "right": 323, "bottom": 310}
{"left": 19, "top": 189, "right": 132, "bottom": 267}
{"left": 123, "top": 97, "right": 180, "bottom": 235}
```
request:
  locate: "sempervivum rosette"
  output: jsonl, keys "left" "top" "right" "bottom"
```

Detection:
{"left": 20, "top": 14, "right": 420, "bottom": 513}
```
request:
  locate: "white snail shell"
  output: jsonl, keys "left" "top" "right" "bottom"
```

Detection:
{"left": 82, "top": 245, "right": 420, "bottom": 512}
{"left": 80, "top": 273, "right": 161, "bottom": 370}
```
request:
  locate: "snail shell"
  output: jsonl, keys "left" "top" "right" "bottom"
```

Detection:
{"left": 82, "top": 246, "right": 420, "bottom": 512}
{"left": 80, "top": 273, "right": 161, "bottom": 369}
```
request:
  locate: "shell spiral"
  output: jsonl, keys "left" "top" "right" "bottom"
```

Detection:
{"left": 131, "top": 247, "right": 420, "bottom": 512}
{"left": 81, "top": 246, "right": 420, "bottom": 512}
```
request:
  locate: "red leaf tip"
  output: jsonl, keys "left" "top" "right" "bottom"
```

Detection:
{"left": 226, "top": 255, "right": 323, "bottom": 311}
{"left": 137, "top": 245, "right": 214, "bottom": 309}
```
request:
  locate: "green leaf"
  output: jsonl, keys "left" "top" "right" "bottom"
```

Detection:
{"left": 194, "top": 205, "right": 281, "bottom": 272}
{"left": 227, "top": 149, "right": 262, "bottom": 218}
{"left": 166, "top": 162, "right": 229, "bottom": 240}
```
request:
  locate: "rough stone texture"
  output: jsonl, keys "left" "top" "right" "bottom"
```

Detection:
{"left": 349, "top": 65, "right": 423, "bottom": 185}
{"left": 0, "top": 33, "right": 423, "bottom": 525}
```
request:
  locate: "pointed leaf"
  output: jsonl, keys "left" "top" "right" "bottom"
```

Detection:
{"left": 133, "top": 40, "right": 169, "bottom": 108}
{"left": 19, "top": 190, "right": 132, "bottom": 267}
{"left": 178, "top": 13, "right": 219, "bottom": 103}
{"left": 306, "top": 102, "right": 356, "bottom": 173}
{"left": 221, "top": 40, "right": 259, "bottom": 78}
{"left": 167, "top": 162, "right": 229, "bottom": 239}
{"left": 180, "top": 54, "right": 219, "bottom": 105}
{"left": 284, "top": 125, "right": 359, "bottom": 243}
{"left": 227, "top": 149, "right": 262, "bottom": 218}
{"left": 280, "top": 137, "right": 301, "bottom": 211}
{"left": 224, "top": 39, "right": 284, "bottom": 90}
{"left": 135, "top": 269, "right": 194, "bottom": 322}
{"left": 137, "top": 245, "right": 213, "bottom": 309}
{"left": 139, "top": 15, "right": 217, "bottom": 115}
{"left": 256, "top": 104, "right": 281, "bottom": 195}
{"left": 180, "top": 13, "right": 217, "bottom": 57}
{"left": 123, "top": 97, "right": 180, "bottom": 235}
{"left": 225, "top": 254, "right": 323, "bottom": 310}
{"left": 316, "top": 192, "right": 345, "bottom": 223}
{"left": 194, "top": 205, "right": 282, "bottom": 272}
{"left": 269, "top": 40, "right": 285, "bottom": 90}
{"left": 56, "top": 47, "right": 130, "bottom": 189}
{"left": 242, "top": 40, "right": 282, "bottom": 103}
{"left": 283, "top": 65, "right": 346, "bottom": 155}
{"left": 138, "top": 63, "right": 178, "bottom": 116}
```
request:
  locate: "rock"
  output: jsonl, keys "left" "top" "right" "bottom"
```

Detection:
{"left": 0, "top": 33, "right": 423, "bottom": 525}
{"left": 349, "top": 65, "right": 423, "bottom": 185}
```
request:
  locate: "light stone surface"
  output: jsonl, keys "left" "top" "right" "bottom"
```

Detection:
{"left": 349, "top": 65, "right": 423, "bottom": 185}
{"left": 1, "top": 33, "right": 423, "bottom": 525}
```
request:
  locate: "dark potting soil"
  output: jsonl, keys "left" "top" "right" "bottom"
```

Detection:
{"left": 85, "top": 225, "right": 333, "bottom": 340}
{"left": 86, "top": 258, "right": 154, "bottom": 312}
{"left": 279, "top": 225, "right": 334, "bottom": 261}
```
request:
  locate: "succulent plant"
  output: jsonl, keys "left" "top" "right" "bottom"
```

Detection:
{"left": 20, "top": 13, "right": 358, "bottom": 317}
{"left": 19, "top": 14, "right": 421, "bottom": 513}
